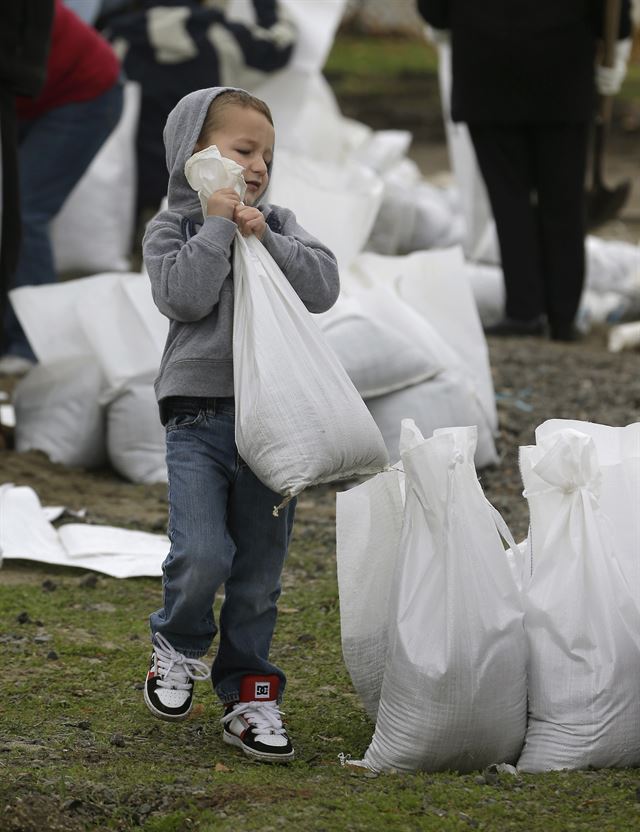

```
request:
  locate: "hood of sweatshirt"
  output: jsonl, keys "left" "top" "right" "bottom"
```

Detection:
{"left": 164, "top": 85, "right": 273, "bottom": 222}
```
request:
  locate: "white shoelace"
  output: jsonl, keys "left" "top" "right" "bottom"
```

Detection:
{"left": 153, "top": 633, "right": 210, "bottom": 690}
{"left": 221, "top": 699, "right": 287, "bottom": 736}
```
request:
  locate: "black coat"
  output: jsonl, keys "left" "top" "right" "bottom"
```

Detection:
{"left": 416, "top": 0, "right": 632, "bottom": 123}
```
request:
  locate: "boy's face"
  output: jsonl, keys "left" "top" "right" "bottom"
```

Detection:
{"left": 202, "top": 105, "right": 275, "bottom": 205}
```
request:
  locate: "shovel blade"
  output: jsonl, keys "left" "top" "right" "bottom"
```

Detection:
{"left": 585, "top": 179, "right": 631, "bottom": 230}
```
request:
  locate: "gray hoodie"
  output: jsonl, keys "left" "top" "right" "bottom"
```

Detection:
{"left": 143, "top": 86, "right": 340, "bottom": 402}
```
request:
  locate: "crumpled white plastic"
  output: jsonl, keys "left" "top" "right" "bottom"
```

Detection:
{"left": 184, "top": 145, "right": 247, "bottom": 216}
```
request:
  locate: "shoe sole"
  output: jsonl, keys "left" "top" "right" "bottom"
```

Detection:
{"left": 223, "top": 730, "right": 294, "bottom": 763}
{"left": 144, "top": 685, "right": 192, "bottom": 722}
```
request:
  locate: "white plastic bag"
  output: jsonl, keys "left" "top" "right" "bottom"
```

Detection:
{"left": 518, "top": 428, "right": 640, "bottom": 772}
{"left": 51, "top": 82, "right": 140, "bottom": 274}
{"left": 14, "top": 358, "right": 107, "bottom": 469}
{"left": 336, "top": 467, "right": 405, "bottom": 720}
{"left": 106, "top": 377, "right": 167, "bottom": 484}
{"left": 233, "top": 233, "right": 388, "bottom": 503}
{"left": 317, "top": 294, "right": 441, "bottom": 398}
{"left": 364, "top": 423, "right": 526, "bottom": 773}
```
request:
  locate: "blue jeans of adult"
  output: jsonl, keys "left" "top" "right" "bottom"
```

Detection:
{"left": 150, "top": 396, "right": 296, "bottom": 705}
{"left": 3, "top": 80, "right": 124, "bottom": 360}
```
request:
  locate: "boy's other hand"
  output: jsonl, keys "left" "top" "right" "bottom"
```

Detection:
{"left": 206, "top": 188, "right": 241, "bottom": 220}
{"left": 234, "top": 205, "right": 267, "bottom": 240}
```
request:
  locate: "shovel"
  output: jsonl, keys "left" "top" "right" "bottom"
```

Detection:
{"left": 585, "top": 0, "right": 631, "bottom": 230}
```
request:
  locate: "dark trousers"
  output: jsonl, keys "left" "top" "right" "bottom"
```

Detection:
{"left": 468, "top": 122, "right": 589, "bottom": 330}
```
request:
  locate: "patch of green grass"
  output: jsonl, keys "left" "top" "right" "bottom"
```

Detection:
{"left": 2, "top": 502, "right": 640, "bottom": 831}
{"left": 325, "top": 34, "right": 439, "bottom": 78}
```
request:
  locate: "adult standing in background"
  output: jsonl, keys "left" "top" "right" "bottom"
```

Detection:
{"left": 102, "top": 0, "right": 297, "bottom": 220}
{"left": 0, "top": 3, "right": 55, "bottom": 361}
{"left": 0, "top": 0, "right": 124, "bottom": 374}
{"left": 417, "top": 0, "right": 633, "bottom": 341}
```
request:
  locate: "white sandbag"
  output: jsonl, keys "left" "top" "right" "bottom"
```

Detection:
{"left": 352, "top": 248, "right": 498, "bottom": 436}
{"left": 366, "top": 371, "right": 497, "bottom": 468}
{"left": 585, "top": 236, "right": 640, "bottom": 299}
{"left": 75, "top": 273, "right": 165, "bottom": 393}
{"left": 518, "top": 428, "right": 640, "bottom": 772}
{"left": 9, "top": 273, "right": 122, "bottom": 365}
{"left": 51, "top": 82, "right": 140, "bottom": 274}
{"left": 437, "top": 42, "right": 496, "bottom": 263}
{"left": 337, "top": 468, "right": 405, "bottom": 720}
{"left": 268, "top": 149, "right": 384, "bottom": 269}
{"left": 14, "top": 358, "right": 107, "bottom": 469}
{"left": 533, "top": 419, "right": 640, "bottom": 607}
{"left": 106, "top": 377, "right": 167, "bottom": 484}
{"left": 317, "top": 294, "right": 441, "bottom": 398}
{"left": 233, "top": 231, "right": 389, "bottom": 502}
{"left": 364, "top": 424, "right": 527, "bottom": 773}
{"left": 464, "top": 261, "right": 505, "bottom": 327}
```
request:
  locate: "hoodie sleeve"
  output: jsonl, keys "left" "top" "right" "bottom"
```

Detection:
{"left": 260, "top": 206, "right": 340, "bottom": 314}
{"left": 143, "top": 210, "right": 237, "bottom": 322}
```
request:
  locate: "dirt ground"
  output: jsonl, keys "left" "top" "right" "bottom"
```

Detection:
{"left": 0, "top": 83, "right": 639, "bottom": 554}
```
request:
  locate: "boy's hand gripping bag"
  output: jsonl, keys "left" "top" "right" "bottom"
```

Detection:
{"left": 518, "top": 428, "right": 640, "bottom": 773}
{"left": 361, "top": 423, "right": 527, "bottom": 773}
{"left": 185, "top": 147, "right": 389, "bottom": 506}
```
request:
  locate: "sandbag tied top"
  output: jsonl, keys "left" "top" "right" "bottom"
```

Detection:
{"left": 363, "top": 422, "right": 526, "bottom": 774}
{"left": 518, "top": 428, "right": 640, "bottom": 773}
{"left": 184, "top": 145, "right": 247, "bottom": 218}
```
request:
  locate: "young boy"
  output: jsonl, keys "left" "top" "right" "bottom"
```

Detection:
{"left": 142, "top": 86, "right": 340, "bottom": 763}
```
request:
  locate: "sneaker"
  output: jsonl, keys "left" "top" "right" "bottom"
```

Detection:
{"left": 220, "top": 675, "right": 294, "bottom": 763}
{"left": 0, "top": 355, "right": 35, "bottom": 376}
{"left": 144, "top": 633, "right": 210, "bottom": 721}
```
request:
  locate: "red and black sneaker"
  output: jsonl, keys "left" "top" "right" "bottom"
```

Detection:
{"left": 143, "top": 634, "right": 210, "bottom": 721}
{"left": 221, "top": 675, "right": 294, "bottom": 763}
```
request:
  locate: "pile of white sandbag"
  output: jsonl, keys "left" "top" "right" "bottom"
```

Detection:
{"left": 10, "top": 272, "right": 169, "bottom": 485}
{"left": 338, "top": 417, "right": 640, "bottom": 773}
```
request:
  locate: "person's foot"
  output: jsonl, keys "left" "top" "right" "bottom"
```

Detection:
{"left": 144, "top": 633, "right": 210, "bottom": 721}
{"left": 0, "top": 355, "right": 35, "bottom": 376}
{"left": 484, "top": 316, "right": 546, "bottom": 337}
{"left": 549, "top": 322, "right": 582, "bottom": 342}
{"left": 221, "top": 675, "right": 294, "bottom": 763}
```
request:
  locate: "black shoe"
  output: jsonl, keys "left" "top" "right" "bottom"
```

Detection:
{"left": 221, "top": 675, "right": 294, "bottom": 763}
{"left": 144, "top": 634, "right": 210, "bottom": 721}
{"left": 485, "top": 316, "right": 546, "bottom": 337}
{"left": 549, "top": 322, "right": 582, "bottom": 342}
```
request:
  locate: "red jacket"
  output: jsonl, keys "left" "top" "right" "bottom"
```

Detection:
{"left": 16, "top": 0, "right": 120, "bottom": 120}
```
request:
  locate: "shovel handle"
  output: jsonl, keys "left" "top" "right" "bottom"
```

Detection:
{"left": 593, "top": 0, "right": 622, "bottom": 186}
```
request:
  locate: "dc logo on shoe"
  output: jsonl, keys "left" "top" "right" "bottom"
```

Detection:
{"left": 255, "top": 682, "right": 270, "bottom": 699}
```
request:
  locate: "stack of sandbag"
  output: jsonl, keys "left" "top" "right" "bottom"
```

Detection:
{"left": 517, "top": 420, "right": 640, "bottom": 772}
{"left": 337, "top": 420, "right": 527, "bottom": 772}
{"left": 342, "top": 246, "right": 498, "bottom": 468}
{"left": 10, "top": 273, "right": 168, "bottom": 484}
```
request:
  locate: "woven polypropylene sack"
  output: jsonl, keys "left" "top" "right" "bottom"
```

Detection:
{"left": 233, "top": 234, "right": 389, "bottom": 503}
{"left": 364, "top": 425, "right": 526, "bottom": 773}
{"left": 517, "top": 428, "right": 640, "bottom": 772}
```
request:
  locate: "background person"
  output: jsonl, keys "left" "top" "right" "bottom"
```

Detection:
{"left": 0, "top": 2, "right": 54, "bottom": 361}
{"left": 102, "top": 0, "right": 297, "bottom": 221}
{"left": 417, "top": 0, "right": 633, "bottom": 341}
{"left": 0, "top": 0, "right": 124, "bottom": 374}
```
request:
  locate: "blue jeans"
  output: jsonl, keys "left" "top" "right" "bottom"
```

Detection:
{"left": 150, "top": 396, "right": 296, "bottom": 704}
{"left": 3, "top": 80, "right": 124, "bottom": 359}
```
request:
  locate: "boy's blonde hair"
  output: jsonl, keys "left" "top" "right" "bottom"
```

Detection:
{"left": 196, "top": 90, "right": 274, "bottom": 151}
